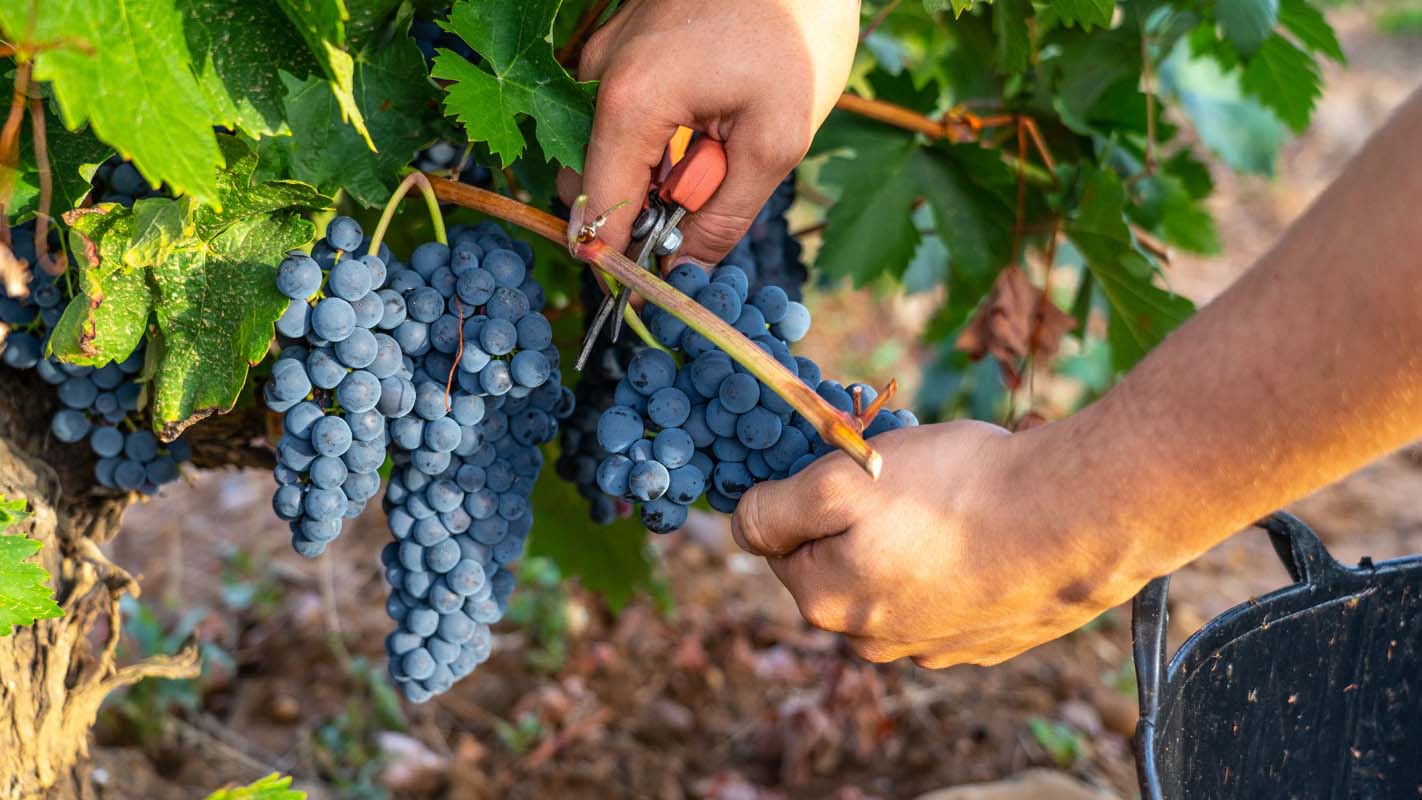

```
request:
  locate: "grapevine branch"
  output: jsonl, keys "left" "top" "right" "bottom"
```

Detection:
{"left": 367, "top": 172, "right": 447, "bottom": 257}
{"left": 427, "top": 176, "right": 884, "bottom": 479}
{"left": 27, "top": 95, "right": 62, "bottom": 276}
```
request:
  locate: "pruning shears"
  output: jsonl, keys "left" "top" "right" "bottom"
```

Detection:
{"left": 575, "top": 133, "right": 728, "bottom": 371}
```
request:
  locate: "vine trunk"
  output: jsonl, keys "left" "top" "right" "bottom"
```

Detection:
{"left": 0, "top": 368, "right": 271, "bottom": 799}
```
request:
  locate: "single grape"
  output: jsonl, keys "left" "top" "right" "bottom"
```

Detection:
{"left": 337, "top": 370, "right": 381, "bottom": 413}
{"left": 772, "top": 301, "right": 811, "bottom": 342}
{"left": 514, "top": 313, "right": 553, "bottom": 351}
{"left": 641, "top": 496, "right": 688, "bottom": 534}
{"left": 647, "top": 386, "right": 691, "bottom": 428}
{"left": 328, "top": 258, "right": 372, "bottom": 301}
{"left": 483, "top": 249, "right": 527, "bottom": 288}
{"left": 407, "top": 287, "right": 445, "bottom": 324}
{"left": 378, "top": 289, "right": 407, "bottom": 329}
{"left": 311, "top": 297, "right": 357, "bottom": 342}
{"left": 750, "top": 284, "right": 789, "bottom": 324}
{"left": 90, "top": 426, "right": 124, "bottom": 458}
{"left": 50, "top": 409, "right": 91, "bottom": 443}
{"left": 456, "top": 268, "right": 496, "bottom": 307}
{"left": 326, "top": 216, "right": 364, "bottom": 252}
{"left": 695, "top": 282, "right": 742, "bottom": 324}
{"left": 596, "top": 405, "right": 643, "bottom": 454}
{"left": 628, "top": 460, "right": 670, "bottom": 502}
{"left": 310, "top": 416, "right": 353, "bottom": 457}
{"left": 424, "top": 416, "right": 462, "bottom": 453}
{"left": 479, "top": 318, "right": 517, "bottom": 356}
{"left": 479, "top": 361, "right": 513, "bottom": 396}
{"left": 735, "top": 406, "right": 783, "bottom": 450}
{"left": 651, "top": 427, "right": 694, "bottom": 469}
{"left": 275, "top": 299, "right": 309, "bottom": 338}
{"left": 485, "top": 287, "right": 529, "bottom": 320}
{"left": 718, "top": 373, "right": 760, "bottom": 414}
{"left": 124, "top": 430, "right": 159, "bottom": 461}
{"left": 626, "top": 349, "right": 677, "bottom": 396}
{"left": 667, "top": 262, "right": 709, "bottom": 296}
{"left": 306, "top": 347, "right": 346, "bottom": 389}
{"left": 57, "top": 376, "right": 98, "bottom": 410}
{"left": 276, "top": 253, "right": 322, "bottom": 300}
{"left": 666, "top": 464, "right": 706, "bottom": 505}
{"left": 351, "top": 291, "right": 383, "bottom": 329}
{"left": 509, "top": 350, "right": 550, "bottom": 388}
{"left": 712, "top": 461, "right": 754, "bottom": 499}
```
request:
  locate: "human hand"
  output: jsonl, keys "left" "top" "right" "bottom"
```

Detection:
{"left": 563, "top": 0, "right": 860, "bottom": 265}
{"left": 730, "top": 419, "right": 1158, "bottom": 668}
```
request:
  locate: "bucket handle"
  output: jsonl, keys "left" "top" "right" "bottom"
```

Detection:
{"left": 1131, "top": 512, "right": 1343, "bottom": 798}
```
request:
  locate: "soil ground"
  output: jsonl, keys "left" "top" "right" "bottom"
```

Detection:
{"left": 89, "top": 9, "right": 1421, "bottom": 800}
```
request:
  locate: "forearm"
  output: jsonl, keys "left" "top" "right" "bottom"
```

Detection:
{"left": 1029, "top": 89, "right": 1422, "bottom": 592}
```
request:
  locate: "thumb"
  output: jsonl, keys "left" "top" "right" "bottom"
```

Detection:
{"left": 675, "top": 137, "right": 796, "bottom": 266}
{"left": 731, "top": 454, "right": 861, "bottom": 557}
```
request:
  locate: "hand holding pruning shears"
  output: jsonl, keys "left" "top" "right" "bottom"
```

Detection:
{"left": 557, "top": 0, "right": 861, "bottom": 262}
{"left": 576, "top": 135, "right": 727, "bottom": 368}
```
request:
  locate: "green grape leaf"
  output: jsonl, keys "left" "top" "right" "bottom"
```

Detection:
{"left": 0, "top": 498, "right": 64, "bottom": 637}
{"left": 813, "top": 113, "right": 1015, "bottom": 290}
{"left": 1162, "top": 45, "right": 1286, "bottom": 175}
{"left": 1240, "top": 34, "right": 1322, "bottom": 133}
{"left": 46, "top": 213, "right": 153, "bottom": 367}
{"left": 1049, "top": 0, "right": 1114, "bottom": 30}
{"left": 0, "top": 0, "right": 223, "bottom": 205}
{"left": 49, "top": 141, "right": 331, "bottom": 439}
{"left": 146, "top": 213, "right": 312, "bottom": 439}
{"left": 1217, "top": 0, "right": 1278, "bottom": 58}
{"left": 344, "top": 0, "right": 404, "bottom": 49}
{"left": 1129, "top": 174, "right": 1221, "bottom": 255}
{"left": 9, "top": 121, "right": 112, "bottom": 223}
{"left": 993, "top": 0, "right": 1032, "bottom": 74}
{"left": 268, "top": 33, "right": 439, "bottom": 206}
{"left": 276, "top": 0, "right": 376, "bottom": 150}
{"left": 205, "top": 773, "right": 306, "bottom": 800}
{"left": 1067, "top": 168, "right": 1193, "bottom": 371}
{"left": 1161, "top": 147, "right": 1215, "bottom": 200}
{"left": 1042, "top": 27, "right": 1140, "bottom": 134}
{"left": 434, "top": 0, "right": 596, "bottom": 170}
{"left": 179, "top": 0, "right": 318, "bottom": 139}
{"left": 815, "top": 127, "right": 922, "bottom": 286}
{"left": 1277, "top": 0, "right": 1344, "bottom": 63}
{"left": 916, "top": 144, "right": 1017, "bottom": 291}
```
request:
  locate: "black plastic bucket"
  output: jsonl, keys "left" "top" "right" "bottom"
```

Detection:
{"left": 1132, "top": 513, "right": 1422, "bottom": 799}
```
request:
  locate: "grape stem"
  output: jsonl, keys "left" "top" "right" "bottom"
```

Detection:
{"left": 427, "top": 176, "right": 883, "bottom": 479}
{"left": 368, "top": 172, "right": 447, "bottom": 258}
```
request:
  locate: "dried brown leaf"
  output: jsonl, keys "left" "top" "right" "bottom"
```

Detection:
{"left": 957, "top": 266, "right": 1077, "bottom": 388}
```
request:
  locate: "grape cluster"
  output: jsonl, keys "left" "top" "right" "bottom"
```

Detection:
{"left": 555, "top": 175, "right": 809, "bottom": 523}
{"left": 595, "top": 262, "right": 918, "bottom": 532}
{"left": 376, "top": 222, "right": 572, "bottom": 702}
{"left": 554, "top": 272, "right": 640, "bottom": 524}
{"left": 89, "top": 155, "right": 165, "bottom": 206}
{"left": 1, "top": 223, "right": 192, "bottom": 492}
{"left": 724, "top": 174, "right": 807, "bottom": 301}
{"left": 265, "top": 216, "right": 400, "bottom": 557}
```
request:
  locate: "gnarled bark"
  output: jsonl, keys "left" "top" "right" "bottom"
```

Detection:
{"left": 0, "top": 368, "right": 269, "bottom": 799}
